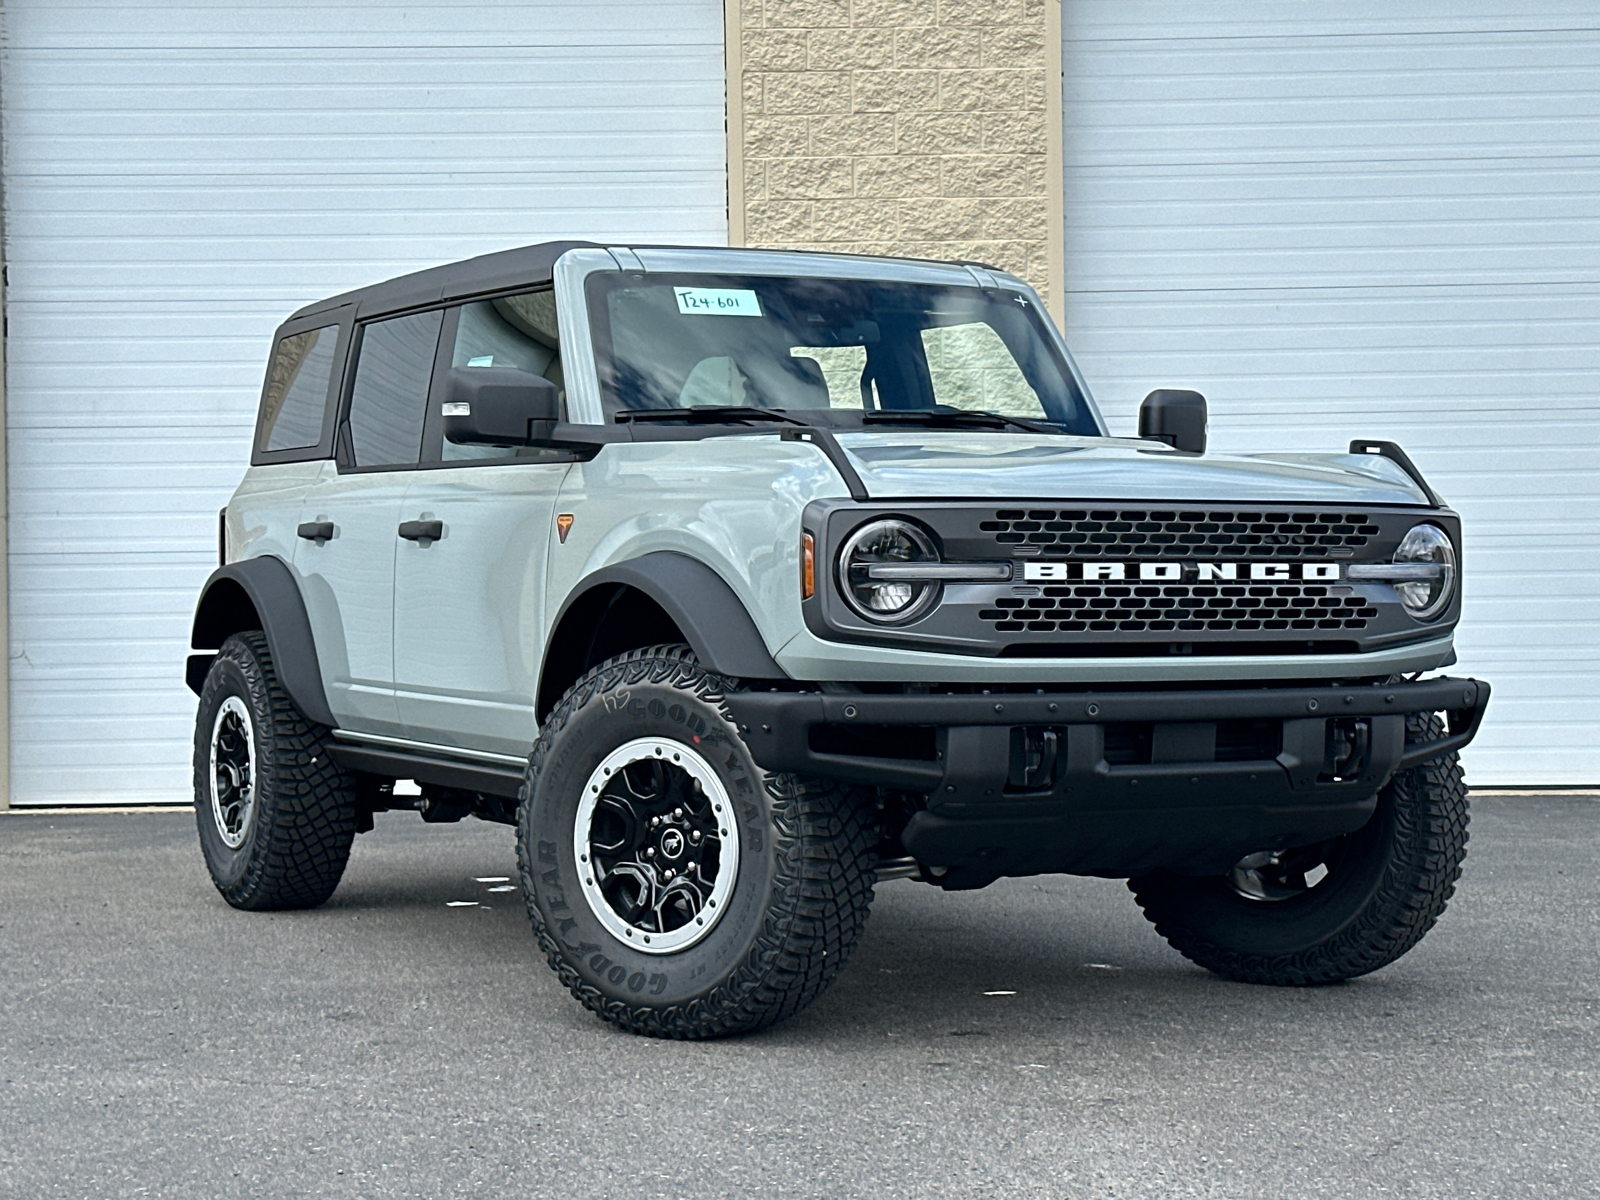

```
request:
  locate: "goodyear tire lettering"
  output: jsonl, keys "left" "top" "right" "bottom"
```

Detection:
{"left": 517, "top": 643, "right": 878, "bottom": 1038}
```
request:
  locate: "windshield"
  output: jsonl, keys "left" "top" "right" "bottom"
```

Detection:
{"left": 585, "top": 272, "right": 1099, "bottom": 434}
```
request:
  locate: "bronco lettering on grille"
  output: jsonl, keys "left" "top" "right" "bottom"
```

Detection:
{"left": 1022, "top": 561, "right": 1345, "bottom": 582}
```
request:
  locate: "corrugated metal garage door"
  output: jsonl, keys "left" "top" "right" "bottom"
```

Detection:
{"left": 1062, "top": 3, "right": 1599, "bottom": 785}
{"left": 1, "top": 1, "right": 728, "bottom": 804}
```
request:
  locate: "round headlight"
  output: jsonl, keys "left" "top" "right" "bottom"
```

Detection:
{"left": 1393, "top": 524, "right": 1457, "bottom": 620}
{"left": 837, "top": 519, "right": 941, "bottom": 624}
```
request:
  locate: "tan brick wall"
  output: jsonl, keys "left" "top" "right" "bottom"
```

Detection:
{"left": 729, "top": 0, "right": 1060, "bottom": 312}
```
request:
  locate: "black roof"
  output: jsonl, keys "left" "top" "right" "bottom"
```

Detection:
{"left": 289, "top": 240, "right": 601, "bottom": 322}
{"left": 287, "top": 240, "right": 998, "bottom": 325}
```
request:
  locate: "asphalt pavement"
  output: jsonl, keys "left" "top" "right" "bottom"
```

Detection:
{"left": 2, "top": 794, "right": 1597, "bottom": 1199}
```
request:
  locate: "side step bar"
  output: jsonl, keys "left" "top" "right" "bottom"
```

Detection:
{"left": 327, "top": 743, "right": 525, "bottom": 799}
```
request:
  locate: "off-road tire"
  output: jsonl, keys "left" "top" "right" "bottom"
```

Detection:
{"left": 517, "top": 644, "right": 879, "bottom": 1039}
{"left": 192, "top": 631, "right": 357, "bottom": 910}
{"left": 1130, "top": 713, "right": 1469, "bottom": 985}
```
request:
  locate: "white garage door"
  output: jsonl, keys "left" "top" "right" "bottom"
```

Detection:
{"left": 1, "top": 1, "right": 728, "bottom": 805}
{"left": 1062, "top": 2, "right": 1600, "bottom": 785}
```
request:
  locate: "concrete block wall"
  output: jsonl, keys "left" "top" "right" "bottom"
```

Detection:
{"left": 728, "top": 0, "right": 1061, "bottom": 312}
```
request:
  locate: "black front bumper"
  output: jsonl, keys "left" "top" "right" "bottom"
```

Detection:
{"left": 725, "top": 676, "right": 1489, "bottom": 884}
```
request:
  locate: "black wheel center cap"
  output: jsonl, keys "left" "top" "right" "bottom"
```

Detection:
{"left": 659, "top": 828, "right": 685, "bottom": 860}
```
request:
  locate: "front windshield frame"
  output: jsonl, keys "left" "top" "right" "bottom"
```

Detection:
{"left": 584, "top": 269, "right": 1102, "bottom": 436}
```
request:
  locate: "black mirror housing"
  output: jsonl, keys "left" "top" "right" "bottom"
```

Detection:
{"left": 443, "top": 367, "right": 561, "bottom": 446}
{"left": 1138, "top": 389, "right": 1207, "bottom": 454}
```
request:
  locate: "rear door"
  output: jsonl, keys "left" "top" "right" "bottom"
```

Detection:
{"left": 294, "top": 307, "right": 443, "bottom": 738}
{"left": 393, "top": 290, "right": 573, "bottom": 758}
{"left": 237, "top": 313, "right": 347, "bottom": 565}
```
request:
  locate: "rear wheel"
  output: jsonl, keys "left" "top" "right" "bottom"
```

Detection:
{"left": 192, "top": 631, "right": 357, "bottom": 910}
{"left": 1130, "top": 714, "right": 1469, "bottom": 985}
{"left": 518, "top": 644, "right": 879, "bottom": 1039}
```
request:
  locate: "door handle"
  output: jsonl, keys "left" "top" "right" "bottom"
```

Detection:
{"left": 398, "top": 520, "right": 444, "bottom": 542}
{"left": 297, "top": 521, "right": 334, "bottom": 541}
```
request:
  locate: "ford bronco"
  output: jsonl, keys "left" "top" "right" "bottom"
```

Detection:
{"left": 188, "top": 242, "right": 1487, "bottom": 1038}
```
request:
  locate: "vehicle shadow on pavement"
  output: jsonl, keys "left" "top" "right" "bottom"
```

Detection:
{"left": 771, "top": 873, "right": 1465, "bottom": 1046}
{"left": 227, "top": 804, "right": 1571, "bottom": 1060}
{"left": 312, "top": 819, "right": 1466, "bottom": 1049}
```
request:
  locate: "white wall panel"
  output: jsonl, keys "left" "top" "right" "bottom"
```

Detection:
{"left": 1063, "top": 3, "right": 1600, "bottom": 784}
{"left": 2, "top": 0, "right": 728, "bottom": 804}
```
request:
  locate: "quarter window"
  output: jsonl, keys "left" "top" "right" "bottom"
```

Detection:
{"left": 347, "top": 309, "right": 444, "bottom": 468}
{"left": 258, "top": 324, "right": 339, "bottom": 452}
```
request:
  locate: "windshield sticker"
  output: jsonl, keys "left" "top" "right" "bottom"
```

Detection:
{"left": 467, "top": 355, "right": 494, "bottom": 367}
{"left": 674, "top": 287, "right": 762, "bottom": 317}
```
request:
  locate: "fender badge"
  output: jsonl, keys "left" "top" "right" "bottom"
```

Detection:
{"left": 556, "top": 513, "right": 574, "bottom": 544}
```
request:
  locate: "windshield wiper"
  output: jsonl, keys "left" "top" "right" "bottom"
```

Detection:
{"left": 615, "top": 406, "right": 808, "bottom": 427}
{"left": 861, "top": 409, "right": 1057, "bottom": 434}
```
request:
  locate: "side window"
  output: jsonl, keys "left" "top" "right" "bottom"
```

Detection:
{"left": 789, "top": 346, "right": 871, "bottom": 409}
{"left": 258, "top": 324, "right": 339, "bottom": 452}
{"left": 347, "top": 309, "right": 444, "bottom": 468}
{"left": 442, "top": 290, "right": 563, "bottom": 462}
{"left": 921, "top": 322, "right": 1046, "bottom": 418}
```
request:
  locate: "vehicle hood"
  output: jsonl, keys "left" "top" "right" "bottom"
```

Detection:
{"left": 833, "top": 431, "right": 1432, "bottom": 507}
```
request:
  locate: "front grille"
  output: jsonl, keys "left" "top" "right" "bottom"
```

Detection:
{"left": 807, "top": 497, "right": 1437, "bottom": 660}
{"left": 980, "top": 508, "right": 1379, "bottom": 559}
{"left": 979, "top": 582, "right": 1381, "bottom": 635}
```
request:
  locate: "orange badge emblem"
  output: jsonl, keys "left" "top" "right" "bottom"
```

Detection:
{"left": 556, "top": 513, "right": 574, "bottom": 544}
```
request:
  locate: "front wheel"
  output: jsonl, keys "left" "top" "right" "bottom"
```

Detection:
{"left": 517, "top": 645, "right": 879, "bottom": 1039}
{"left": 1130, "top": 714, "right": 1469, "bottom": 986}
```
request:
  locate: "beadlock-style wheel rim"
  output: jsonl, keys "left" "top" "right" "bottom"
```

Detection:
{"left": 573, "top": 737, "right": 739, "bottom": 955}
{"left": 209, "top": 696, "right": 256, "bottom": 850}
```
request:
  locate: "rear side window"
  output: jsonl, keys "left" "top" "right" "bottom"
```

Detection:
{"left": 258, "top": 325, "right": 339, "bottom": 452}
{"left": 347, "top": 309, "right": 444, "bottom": 468}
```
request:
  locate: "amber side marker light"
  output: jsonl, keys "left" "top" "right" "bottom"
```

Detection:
{"left": 801, "top": 532, "right": 816, "bottom": 599}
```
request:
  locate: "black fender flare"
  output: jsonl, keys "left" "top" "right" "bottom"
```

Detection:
{"left": 187, "top": 555, "right": 336, "bottom": 727}
{"left": 546, "top": 551, "right": 787, "bottom": 683}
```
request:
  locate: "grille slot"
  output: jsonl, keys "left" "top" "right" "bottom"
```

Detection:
{"left": 1215, "top": 718, "right": 1283, "bottom": 761}
{"left": 1088, "top": 720, "right": 1283, "bottom": 766}
{"left": 979, "top": 509, "right": 1378, "bottom": 558}
{"left": 978, "top": 583, "right": 1381, "bottom": 635}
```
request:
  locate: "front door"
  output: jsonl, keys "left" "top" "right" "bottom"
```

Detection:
{"left": 294, "top": 306, "right": 443, "bottom": 738}
{"left": 392, "top": 291, "right": 572, "bottom": 758}
{"left": 393, "top": 463, "right": 568, "bottom": 757}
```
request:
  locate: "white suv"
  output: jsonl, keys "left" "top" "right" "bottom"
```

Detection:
{"left": 188, "top": 242, "right": 1488, "bottom": 1038}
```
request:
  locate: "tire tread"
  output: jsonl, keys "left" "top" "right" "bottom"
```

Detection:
{"left": 1131, "top": 713, "right": 1469, "bottom": 986}
{"left": 516, "top": 644, "right": 878, "bottom": 1039}
{"left": 194, "top": 631, "right": 356, "bottom": 911}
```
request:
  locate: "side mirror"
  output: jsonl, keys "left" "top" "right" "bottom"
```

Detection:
{"left": 443, "top": 367, "right": 560, "bottom": 446}
{"left": 1138, "top": 389, "right": 1207, "bottom": 454}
